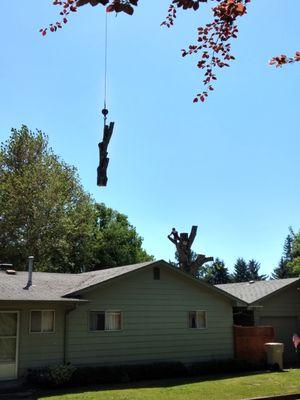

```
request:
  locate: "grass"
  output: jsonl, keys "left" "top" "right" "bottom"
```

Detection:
{"left": 39, "top": 369, "right": 300, "bottom": 400}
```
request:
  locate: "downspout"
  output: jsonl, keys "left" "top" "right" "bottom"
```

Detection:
{"left": 63, "top": 304, "right": 77, "bottom": 365}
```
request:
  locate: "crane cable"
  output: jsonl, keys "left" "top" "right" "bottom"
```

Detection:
{"left": 97, "top": 11, "right": 114, "bottom": 188}
{"left": 102, "top": 11, "right": 109, "bottom": 125}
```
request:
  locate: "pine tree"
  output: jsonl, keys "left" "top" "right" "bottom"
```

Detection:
{"left": 232, "top": 258, "right": 250, "bottom": 282}
{"left": 272, "top": 257, "right": 294, "bottom": 279}
{"left": 286, "top": 229, "right": 300, "bottom": 277}
{"left": 248, "top": 259, "right": 267, "bottom": 281}
{"left": 283, "top": 233, "right": 294, "bottom": 262}
{"left": 272, "top": 232, "right": 297, "bottom": 279}
{"left": 204, "top": 258, "right": 232, "bottom": 285}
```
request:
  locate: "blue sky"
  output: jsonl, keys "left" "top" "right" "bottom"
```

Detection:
{"left": 1, "top": 1, "right": 299, "bottom": 276}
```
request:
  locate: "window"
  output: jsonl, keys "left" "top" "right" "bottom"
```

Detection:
{"left": 89, "top": 311, "right": 122, "bottom": 331}
{"left": 188, "top": 311, "right": 207, "bottom": 329}
{"left": 153, "top": 267, "right": 160, "bottom": 280}
{"left": 30, "top": 310, "right": 55, "bottom": 333}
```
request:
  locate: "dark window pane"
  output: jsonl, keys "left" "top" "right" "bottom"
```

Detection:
{"left": 96, "top": 313, "right": 105, "bottom": 330}
{"left": 189, "top": 311, "right": 196, "bottom": 328}
{"left": 89, "top": 312, "right": 105, "bottom": 331}
{"left": 31, "top": 311, "right": 42, "bottom": 333}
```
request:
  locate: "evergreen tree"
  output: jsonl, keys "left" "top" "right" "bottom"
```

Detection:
{"left": 287, "top": 230, "right": 300, "bottom": 276}
{"left": 232, "top": 258, "right": 250, "bottom": 282}
{"left": 272, "top": 232, "right": 297, "bottom": 279}
{"left": 272, "top": 257, "right": 294, "bottom": 279}
{"left": 248, "top": 259, "right": 267, "bottom": 281}
{"left": 204, "top": 258, "right": 231, "bottom": 285}
{"left": 172, "top": 250, "right": 198, "bottom": 269}
{"left": 283, "top": 232, "right": 294, "bottom": 261}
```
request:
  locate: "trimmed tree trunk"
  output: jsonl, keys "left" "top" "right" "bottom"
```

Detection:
{"left": 168, "top": 225, "right": 213, "bottom": 275}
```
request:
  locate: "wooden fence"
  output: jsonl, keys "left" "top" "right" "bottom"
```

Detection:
{"left": 234, "top": 325, "right": 275, "bottom": 363}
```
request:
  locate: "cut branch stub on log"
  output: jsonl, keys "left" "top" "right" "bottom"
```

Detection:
{"left": 97, "top": 122, "right": 114, "bottom": 187}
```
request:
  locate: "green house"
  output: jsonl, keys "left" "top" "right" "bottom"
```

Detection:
{"left": 217, "top": 278, "right": 300, "bottom": 363}
{"left": 0, "top": 260, "right": 240, "bottom": 381}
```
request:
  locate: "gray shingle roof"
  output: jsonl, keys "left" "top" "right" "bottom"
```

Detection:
{"left": 0, "top": 259, "right": 252, "bottom": 304}
{"left": 216, "top": 278, "right": 300, "bottom": 305}
{"left": 0, "top": 261, "right": 157, "bottom": 302}
{"left": 0, "top": 271, "right": 84, "bottom": 302}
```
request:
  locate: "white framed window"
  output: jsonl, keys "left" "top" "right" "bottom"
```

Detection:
{"left": 188, "top": 310, "right": 207, "bottom": 329}
{"left": 89, "top": 311, "right": 122, "bottom": 331}
{"left": 30, "top": 310, "right": 55, "bottom": 333}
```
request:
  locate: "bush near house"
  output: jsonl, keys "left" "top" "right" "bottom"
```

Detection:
{"left": 27, "top": 359, "right": 266, "bottom": 388}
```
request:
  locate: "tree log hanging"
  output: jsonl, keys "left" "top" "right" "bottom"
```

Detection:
{"left": 167, "top": 225, "right": 213, "bottom": 275}
{"left": 97, "top": 121, "right": 114, "bottom": 187}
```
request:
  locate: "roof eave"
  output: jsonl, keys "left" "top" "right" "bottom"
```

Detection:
{"left": 0, "top": 298, "right": 88, "bottom": 303}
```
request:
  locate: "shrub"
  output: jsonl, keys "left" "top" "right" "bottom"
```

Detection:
{"left": 70, "top": 362, "right": 187, "bottom": 386}
{"left": 27, "top": 359, "right": 266, "bottom": 388}
{"left": 186, "top": 359, "right": 266, "bottom": 376}
{"left": 27, "top": 363, "right": 76, "bottom": 388}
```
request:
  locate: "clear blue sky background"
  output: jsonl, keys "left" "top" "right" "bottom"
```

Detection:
{"left": 1, "top": 1, "right": 299, "bottom": 276}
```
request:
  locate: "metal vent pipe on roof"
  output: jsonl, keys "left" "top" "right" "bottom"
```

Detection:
{"left": 23, "top": 256, "right": 34, "bottom": 290}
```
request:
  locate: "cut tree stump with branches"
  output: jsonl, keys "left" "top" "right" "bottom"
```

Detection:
{"left": 168, "top": 225, "right": 213, "bottom": 275}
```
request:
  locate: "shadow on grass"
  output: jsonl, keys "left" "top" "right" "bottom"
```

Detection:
{"left": 34, "top": 369, "right": 291, "bottom": 400}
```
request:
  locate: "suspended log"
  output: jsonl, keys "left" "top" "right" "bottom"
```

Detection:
{"left": 97, "top": 122, "right": 114, "bottom": 187}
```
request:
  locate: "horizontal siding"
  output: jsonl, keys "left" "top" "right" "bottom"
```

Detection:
{"left": 254, "top": 283, "right": 300, "bottom": 363}
{"left": 0, "top": 301, "right": 68, "bottom": 377}
{"left": 255, "top": 282, "right": 300, "bottom": 327}
{"left": 0, "top": 265, "right": 234, "bottom": 378}
{"left": 67, "top": 266, "right": 234, "bottom": 366}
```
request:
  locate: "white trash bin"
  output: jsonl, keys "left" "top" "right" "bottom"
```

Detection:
{"left": 265, "top": 342, "right": 284, "bottom": 370}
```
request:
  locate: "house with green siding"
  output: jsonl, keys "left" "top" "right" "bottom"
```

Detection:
{"left": 217, "top": 278, "right": 300, "bottom": 364}
{"left": 0, "top": 260, "right": 242, "bottom": 381}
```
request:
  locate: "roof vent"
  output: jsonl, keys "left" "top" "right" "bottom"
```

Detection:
{"left": 6, "top": 269, "right": 16, "bottom": 275}
{"left": 0, "top": 263, "right": 13, "bottom": 271}
{"left": 248, "top": 280, "right": 255, "bottom": 284}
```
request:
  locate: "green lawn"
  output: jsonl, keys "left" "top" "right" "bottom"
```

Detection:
{"left": 39, "top": 369, "right": 300, "bottom": 400}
